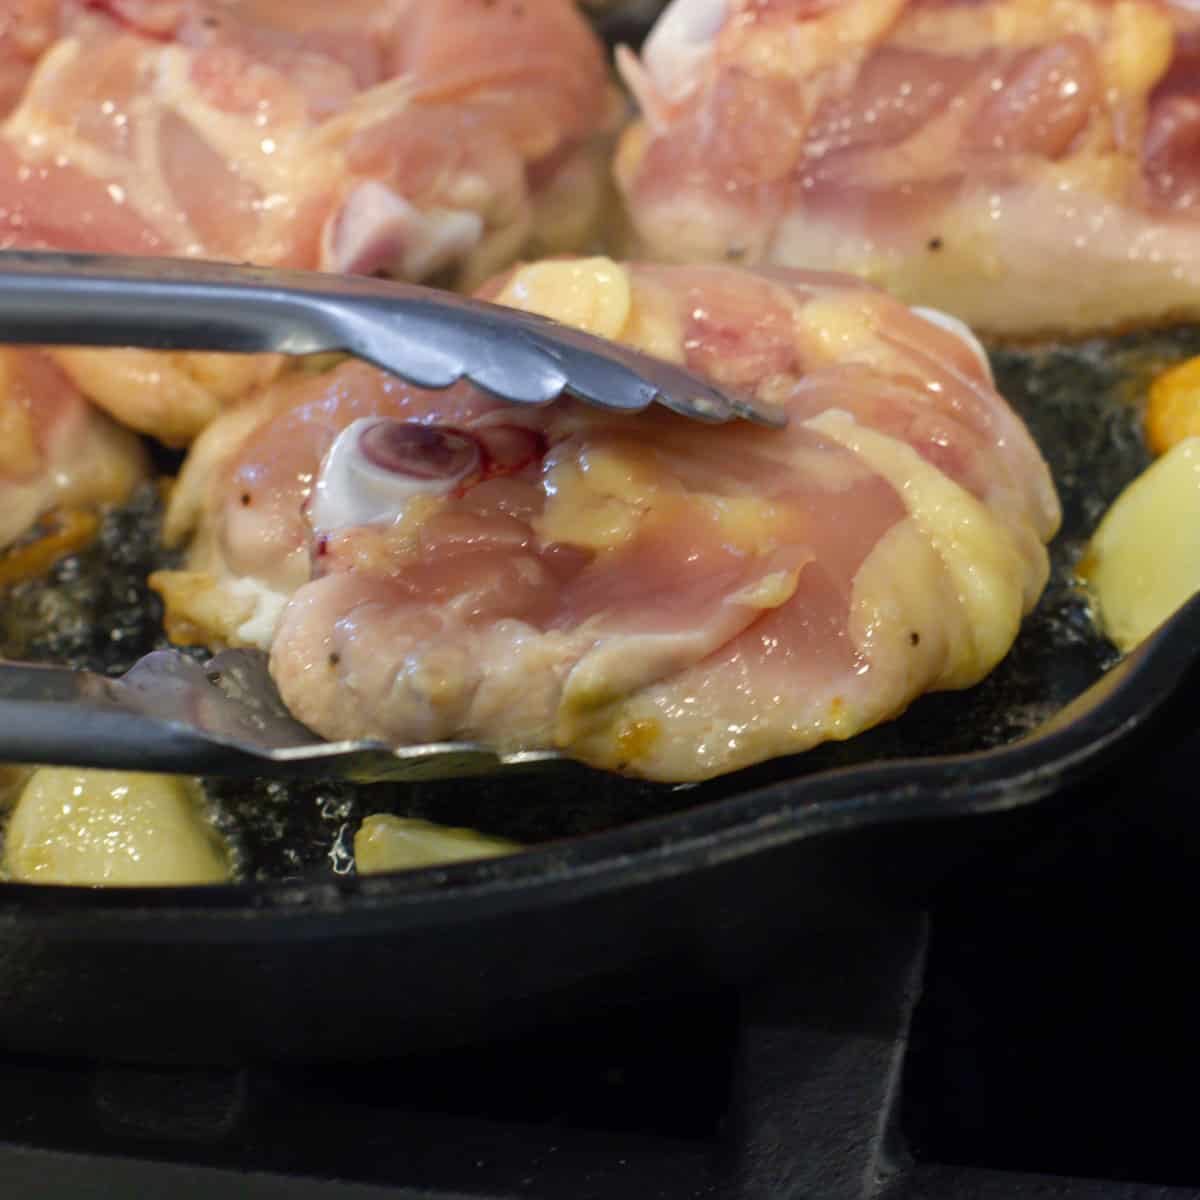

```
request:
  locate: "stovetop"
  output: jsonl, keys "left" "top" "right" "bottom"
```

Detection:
{"left": 4, "top": 723, "right": 1200, "bottom": 1199}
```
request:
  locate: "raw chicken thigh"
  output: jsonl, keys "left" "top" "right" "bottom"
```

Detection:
{"left": 0, "top": 348, "right": 146, "bottom": 551}
{"left": 0, "top": 1, "right": 59, "bottom": 117}
{"left": 616, "top": 0, "right": 1200, "bottom": 337}
{"left": 0, "top": 0, "right": 614, "bottom": 441}
{"left": 157, "top": 257, "right": 1059, "bottom": 782}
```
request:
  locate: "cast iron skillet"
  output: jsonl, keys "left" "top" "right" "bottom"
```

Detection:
{"left": 0, "top": 335, "right": 1195, "bottom": 1064}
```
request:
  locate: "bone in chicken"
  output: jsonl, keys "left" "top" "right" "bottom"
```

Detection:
{"left": 155, "top": 257, "right": 1059, "bottom": 782}
{"left": 0, "top": 0, "right": 614, "bottom": 442}
{"left": 615, "top": 0, "right": 1200, "bottom": 338}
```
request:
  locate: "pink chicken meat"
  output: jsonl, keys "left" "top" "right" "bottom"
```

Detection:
{"left": 616, "top": 0, "right": 1200, "bottom": 338}
{"left": 157, "top": 257, "right": 1059, "bottom": 782}
{"left": 1, "top": 0, "right": 611, "bottom": 275}
{"left": 0, "top": 348, "right": 146, "bottom": 550}
{"left": 0, "top": 0, "right": 614, "bottom": 441}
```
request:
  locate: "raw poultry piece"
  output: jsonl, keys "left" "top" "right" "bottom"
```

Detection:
{"left": 156, "top": 256, "right": 1059, "bottom": 782}
{"left": 0, "top": 0, "right": 615, "bottom": 442}
{"left": 0, "top": 0, "right": 59, "bottom": 117}
{"left": 0, "top": 347, "right": 146, "bottom": 555}
{"left": 615, "top": 0, "right": 1200, "bottom": 338}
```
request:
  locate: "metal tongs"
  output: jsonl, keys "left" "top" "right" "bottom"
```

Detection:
{"left": 0, "top": 251, "right": 786, "bottom": 426}
{"left": 0, "top": 650, "right": 565, "bottom": 782}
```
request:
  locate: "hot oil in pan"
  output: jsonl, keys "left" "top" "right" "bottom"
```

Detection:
{"left": 0, "top": 483, "right": 175, "bottom": 676}
{"left": 1, "top": 329, "right": 1197, "bottom": 881}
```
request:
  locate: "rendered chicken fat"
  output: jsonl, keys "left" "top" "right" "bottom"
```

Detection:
{"left": 494, "top": 257, "right": 633, "bottom": 340}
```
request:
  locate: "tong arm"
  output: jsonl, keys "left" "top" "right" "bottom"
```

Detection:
{"left": 0, "top": 252, "right": 785, "bottom": 423}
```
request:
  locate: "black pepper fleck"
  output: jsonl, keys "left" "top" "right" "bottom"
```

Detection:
{"left": 927, "top": 237, "right": 943, "bottom": 252}
{"left": 910, "top": 632, "right": 921, "bottom": 646}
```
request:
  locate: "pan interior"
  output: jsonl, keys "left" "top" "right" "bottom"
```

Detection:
{"left": 1, "top": 329, "right": 1196, "bottom": 884}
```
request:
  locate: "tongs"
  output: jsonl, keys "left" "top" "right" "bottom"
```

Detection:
{"left": 0, "top": 251, "right": 785, "bottom": 426}
{"left": 0, "top": 650, "right": 564, "bottom": 782}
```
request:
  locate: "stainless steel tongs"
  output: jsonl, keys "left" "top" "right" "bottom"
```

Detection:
{"left": 0, "top": 650, "right": 566, "bottom": 782}
{"left": 0, "top": 251, "right": 786, "bottom": 426}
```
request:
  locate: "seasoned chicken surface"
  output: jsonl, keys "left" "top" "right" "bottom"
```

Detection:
{"left": 616, "top": 0, "right": 1200, "bottom": 338}
{"left": 157, "top": 257, "right": 1059, "bottom": 781}
{"left": 0, "top": 0, "right": 614, "bottom": 442}
{"left": 0, "top": 348, "right": 146, "bottom": 551}
{"left": 0, "top": 0, "right": 58, "bottom": 117}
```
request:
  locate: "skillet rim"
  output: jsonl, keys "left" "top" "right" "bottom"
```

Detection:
{"left": 1, "top": 591, "right": 1195, "bottom": 930}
